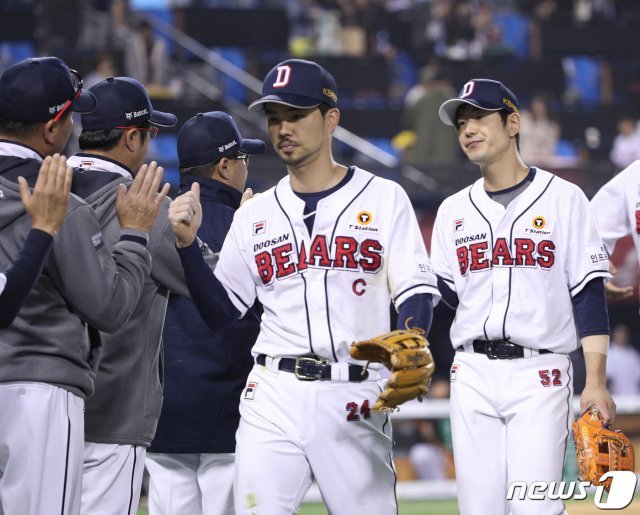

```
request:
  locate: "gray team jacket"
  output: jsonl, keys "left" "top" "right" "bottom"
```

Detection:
{"left": 0, "top": 164, "right": 151, "bottom": 399}
{"left": 74, "top": 167, "right": 216, "bottom": 446}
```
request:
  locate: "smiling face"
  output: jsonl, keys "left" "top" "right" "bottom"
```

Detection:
{"left": 455, "top": 104, "right": 519, "bottom": 167}
{"left": 264, "top": 103, "right": 337, "bottom": 168}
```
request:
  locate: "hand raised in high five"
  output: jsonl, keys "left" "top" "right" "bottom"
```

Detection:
{"left": 18, "top": 154, "right": 72, "bottom": 236}
{"left": 168, "top": 181, "right": 202, "bottom": 248}
{"left": 116, "top": 161, "right": 170, "bottom": 234}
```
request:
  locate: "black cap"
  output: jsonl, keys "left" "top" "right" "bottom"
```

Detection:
{"left": 178, "top": 111, "right": 266, "bottom": 168}
{"left": 0, "top": 56, "right": 97, "bottom": 122}
{"left": 80, "top": 77, "right": 177, "bottom": 131}
{"left": 438, "top": 78, "right": 519, "bottom": 126}
{"left": 248, "top": 59, "right": 338, "bottom": 112}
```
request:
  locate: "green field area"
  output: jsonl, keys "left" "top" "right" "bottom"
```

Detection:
{"left": 139, "top": 496, "right": 640, "bottom": 514}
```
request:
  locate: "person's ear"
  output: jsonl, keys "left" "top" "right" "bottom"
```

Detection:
{"left": 217, "top": 157, "right": 232, "bottom": 181}
{"left": 508, "top": 112, "right": 520, "bottom": 137}
{"left": 326, "top": 108, "right": 340, "bottom": 132}
{"left": 124, "top": 128, "right": 142, "bottom": 152}
{"left": 42, "top": 119, "right": 59, "bottom": 146}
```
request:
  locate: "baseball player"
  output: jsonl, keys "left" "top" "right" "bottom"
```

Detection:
{"left": 168, "top": 59, "right": 440, "bottom": 514}
{"left": 590, "top": 160, "right": 640, "bottom": 300}
{"left": 431, "top": 78, "right": 615, "bottom": 514}
{"left": 0, "top": 154, "right": 72, "bottom": 328}
{"left": 146, "top": 112, "right": 264, "bottom": 515}
{"left": 67, "top": 81, "right": 247, "bottom": 515}
{"left": 0, "top": 57, "right": 165, "bottom": 515}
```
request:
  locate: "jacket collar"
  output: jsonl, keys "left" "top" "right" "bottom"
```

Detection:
{"left": 0, "top": 140, "right": 43, "bottom": 161}
{"left": 179, "top": 175, "right": 242, "bottom": 209}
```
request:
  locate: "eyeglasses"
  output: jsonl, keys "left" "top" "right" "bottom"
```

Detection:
{"left": 230, "top": 153, "right": 249, "bottom": 164}
{"left": 115, "top": 125, "right": 160, "bottom": 139}
{"left": 53, "top": 68, "right": 83, "bottom": 122}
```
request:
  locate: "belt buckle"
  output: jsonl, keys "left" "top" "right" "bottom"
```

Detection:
{"left": 485, "top": 340, "right": 511, "bottom": 360}
{"left": 294, "top": 356, "right": 328, "bottom": 381}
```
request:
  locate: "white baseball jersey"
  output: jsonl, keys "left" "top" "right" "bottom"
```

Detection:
{"left": 431, "top": 168, "right": 610, "bottom": 354}
{"left": 591, "top": 159, "right": 640, "bottom": 262}
{"left": 214, "top": 166, "right": 440, "bottom": 363}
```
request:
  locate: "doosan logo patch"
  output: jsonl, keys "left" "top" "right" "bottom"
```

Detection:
{"left": 253, "top": 221, "right": 266, "bottom": 236}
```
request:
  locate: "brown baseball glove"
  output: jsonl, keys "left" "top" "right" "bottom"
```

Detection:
{"left": 349, "top": 328, "right": 435, "bottom": 411}
{"left": 572, "top": 408, "right": 635, "bottom": 491}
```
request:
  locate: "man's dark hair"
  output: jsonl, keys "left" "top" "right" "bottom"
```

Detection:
{"left": 499, "top": 110, "right": 520, "bottom": 149}
{"left": 0, "top": 117, "right": 41, "bottom": 139}
{"left": 0, "top": 112, "right": 73, "bottom": 139}
{"left": 319, "top": 104, "right": 332, "bottom": 116}
{"left": 180, "top": 162, "right": 215, "bottom": 178}
{"left": 79, "top": 123, "right": 150, "bottom": 151}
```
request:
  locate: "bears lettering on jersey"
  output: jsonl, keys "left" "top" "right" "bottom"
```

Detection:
{"left": 254, "top": 233, "right": 384, "bottom": 285}
{"left": 456, "top": 237, "right": 555, "bottom": 276}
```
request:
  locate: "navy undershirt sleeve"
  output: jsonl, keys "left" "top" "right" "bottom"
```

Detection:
{"left": 0, "top": 228, "right": 53, "bottom": 328}
{"left": 176, "top": 240, "right": 241, "bottom": 331}
{"left": 572, "top": 278, "right": 610, "bottom": 338}
{"left": 436, "top": 275, "right": 459, "bottom": 310}
{"left": 397, "top": 293, "right": 433, "bottom": 333}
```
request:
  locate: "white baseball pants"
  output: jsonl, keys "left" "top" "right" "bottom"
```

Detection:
{"left": 234, "top": 363, "right": 397, "bottom": 515}
{"left": 0, "top": 382, "right": 84, "bottom": 515}
{"left": 81, "top": 442, "right": 145, "bottom": 515}
{"left": 145, "top": 452, "right": 235, "bottom": 515}
{"left": 450, "top": 351, "right": 573, "bottom": 515}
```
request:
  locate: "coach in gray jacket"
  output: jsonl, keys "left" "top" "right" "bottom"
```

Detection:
{"left": 0, "top": 58, "right": 166, "bottom": 515}
{"left": 68, "top": 76, "right": 215, "bottom": 515}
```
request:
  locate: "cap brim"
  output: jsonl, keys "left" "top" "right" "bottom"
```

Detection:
{"left": 248, "top": 94, "right": 321, "bottom": 112}
{"left": 239, "top": 138, "right": 266, "bottom": 155}
{"left": 71, "top": 90, "right": 97, "bottom": 114}
{"left": 150, "top": 110, "right": 178, "bottom": 127}
{"left": 438, "top": 98, "right": 501, "bottom": 126}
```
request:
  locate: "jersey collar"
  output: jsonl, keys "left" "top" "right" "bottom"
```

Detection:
{"left": 0, "top": 140, "right": 43, "bottom": 161}
{"left": 67, "top": 153, "right": 133, "bottom": 179}
{"left": 469, "top": 167, "right": 555, "bottom": 224}
{"left": 275, "top": 166, "right": 371, "bottom": 222}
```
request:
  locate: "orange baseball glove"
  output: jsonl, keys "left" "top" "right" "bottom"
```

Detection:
{"left": 572, "top": 408, "right": 635, "bottom": 492}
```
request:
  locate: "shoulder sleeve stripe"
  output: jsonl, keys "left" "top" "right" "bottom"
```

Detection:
{"left": 569, "top": 270, "right": 610, "bottom": 294}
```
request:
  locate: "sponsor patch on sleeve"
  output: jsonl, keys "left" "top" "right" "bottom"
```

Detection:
{"left": 586, "top": 244, "right": 608, "bottom": 264}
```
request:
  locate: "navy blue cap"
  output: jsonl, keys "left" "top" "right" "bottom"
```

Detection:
{"left": 178, "top": 111, "right": 266, "bottom": 168}
{"left": 248, "top": 59, "right": 338, "bottom": 112}
{"left": 81, "top": 77, "right": 177, "bottom": 131}
{"left": 438, "top": 78, "right": 519, "bottom": 126}
{"left": 0, "top": 56, "right": 97, "bottom": 122}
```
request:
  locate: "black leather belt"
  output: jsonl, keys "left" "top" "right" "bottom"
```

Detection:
{"left": 256, "top": 354, "right": 369, "bottom": 382}
{"left": 464, "top": 340, "right": 552, "bottom": 360}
